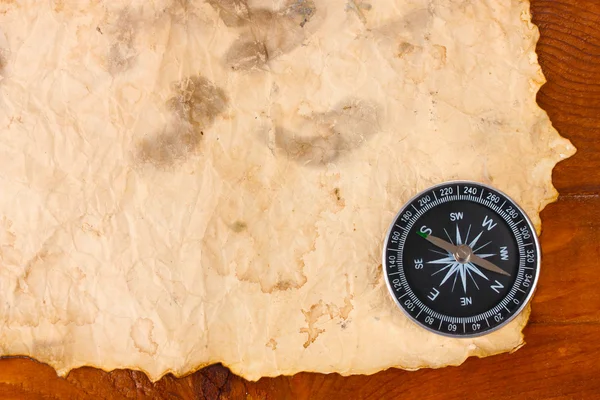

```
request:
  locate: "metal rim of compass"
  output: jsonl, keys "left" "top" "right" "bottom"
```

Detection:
{"left": 381, "top": 180, "right": 542, "bottom": 338}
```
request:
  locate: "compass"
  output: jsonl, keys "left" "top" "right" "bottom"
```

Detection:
{"left": 382, "top": 181, "right": 540, "bottom": 337}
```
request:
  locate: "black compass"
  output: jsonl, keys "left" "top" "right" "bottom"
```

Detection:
{"left": 382, "top": 181, "right": 540, "bottom": 337}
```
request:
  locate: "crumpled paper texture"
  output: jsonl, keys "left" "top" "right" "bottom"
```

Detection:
{"left": 0, "top": 0, "right": 574, "bottom": 381}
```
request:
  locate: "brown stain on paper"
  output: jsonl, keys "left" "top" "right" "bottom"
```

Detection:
{"left": 0, "top": 52, "right": 6, "bottom": 73}
{"left": 222, "top": 0, "right": 318, "bottom": 71}
{"left": 207, "top": 0, "right": 251, "bottom": 27}
{"left": 195, "top": 96, "right": 379, "bottom": 293}
{"left": 136, "top": 75, "right": 228, "bottom": 167}
{"left": 107, "top": 9, "right": 138, "bottom": 74}
{"left": 131, "top": 318, "right": 158, "bottom": 356}
{"left": 300, "top": 296, "right": 353, "bottom": 348}
{"left": 266, "top": 338, "right": 277, "bottom": 350}
{"left": 275, "top": 98, "right": 380, "bottom": 167}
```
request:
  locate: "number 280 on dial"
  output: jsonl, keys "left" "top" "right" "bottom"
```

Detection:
{"left": 382, "top": 181, "right": 540, "bottom": 337}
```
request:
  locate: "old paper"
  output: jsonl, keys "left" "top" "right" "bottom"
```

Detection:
{"left": 0, "top": 0, "right": 574, "bottom": 381}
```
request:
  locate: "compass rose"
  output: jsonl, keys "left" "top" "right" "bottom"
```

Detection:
{"left": 426, "top": 225, "right": 496, "bottom": 293}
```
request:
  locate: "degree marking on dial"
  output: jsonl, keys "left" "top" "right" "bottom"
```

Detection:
{"left": 395, "top": 224, "right": 406, "bottom": 231}
{"left": 409, "top": 292, "right": 418, "bottom": 303}
{"left": 504, "top": 305, "right": 510, "bottom": 313}
{"left": 416, "top": 308, "right": 423, "bottom": 318}
{"left": 388, "top": 271, "right": 401, "bottom": 275}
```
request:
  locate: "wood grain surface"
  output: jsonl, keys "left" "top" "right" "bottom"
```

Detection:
{"left": 1, "top": 0, "right": 600, "bottom": 398}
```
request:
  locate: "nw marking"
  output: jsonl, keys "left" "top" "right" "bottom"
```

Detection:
{"left": 500, "top": 246, "right": 509, "bottom": 261}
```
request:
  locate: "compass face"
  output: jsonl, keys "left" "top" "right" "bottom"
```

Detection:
{"left": 383, "top": 181, "right": 540, "bottom": 337}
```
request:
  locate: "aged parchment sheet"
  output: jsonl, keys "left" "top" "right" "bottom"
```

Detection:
{"left": 0, "top": 0, "right": 574, "bottom": 380}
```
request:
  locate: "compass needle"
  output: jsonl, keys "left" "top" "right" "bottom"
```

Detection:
{"left": 384, "top": 181, "right": 540, "bottom": 337}
{"left": 470, "top": 255, "right": 510, "bottom": 277}
{"left": 420, "top": 234, "right": 458, "bottom": 254}
{"left": 466, "top": 263, "right": 489, "bottom": 281}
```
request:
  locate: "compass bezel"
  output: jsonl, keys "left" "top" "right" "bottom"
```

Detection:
{"left": 382, "top": 180, "right": 541, "bottom": 338}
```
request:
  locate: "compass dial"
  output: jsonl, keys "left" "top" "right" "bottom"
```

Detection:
{"left": 383, "top": 181, "right": 540, "bottom": 337}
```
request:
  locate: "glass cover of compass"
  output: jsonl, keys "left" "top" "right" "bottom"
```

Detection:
{"left": 382, "top": 181, "right": 540, "bottom": 337}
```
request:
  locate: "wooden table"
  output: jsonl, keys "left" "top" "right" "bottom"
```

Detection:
{"left": 1, "top": 1, "right": 599, "bottom": 398}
